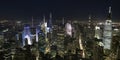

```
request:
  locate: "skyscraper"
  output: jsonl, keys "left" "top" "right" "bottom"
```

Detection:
{"left": 36, "top": 26, "right": 40, "bottom": 42}
{"left": 103, "top": 7, "right": 112, "bottom": 49}
{"left": 22, "top": 25, "right": 32, "bottom": 46}
{"left": 95, "top": 25, "right": 102, "bottom": 39}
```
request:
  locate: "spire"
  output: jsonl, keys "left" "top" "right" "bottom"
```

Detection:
{"left": 62, "top": 17, "right": 65, "bottom": 25}
{"left": 43, "top": 15, "right": 45, "bottom": 23}
{"left": 50, "top": 12, "right": 52, "bottom": 20}
{"left": 49, "top": 12, "right": 52, "bottom": 25}
{"left": 109, "top": 6, "right": 111, "bottom": 14}
{"left": 107, "top": 6, "right": 112, "bottom": 20}
{"left": 49, "top": 12, "right": 52, "bottom": 33}
{"left": 32, "top": 16, "right": 34, "bottom": 27}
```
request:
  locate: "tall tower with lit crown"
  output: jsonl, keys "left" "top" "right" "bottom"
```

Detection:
{"left": 22, "top": 25, "right": 32, "bottom": 46}
{"left": 103, "top": 6, "right": 112, "bottom": 49}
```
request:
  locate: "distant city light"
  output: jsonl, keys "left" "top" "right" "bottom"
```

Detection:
{"left": 47, "top": 27, "right": 50, "bottom": 32}
{"left": 95, "top": 26, "right": 100, "bottom": 30}
{"left": 98, "top": 22, "right": 103, "bottom": 25}
{"left": 114, "top": 28, "right": 119, "bottom": 31}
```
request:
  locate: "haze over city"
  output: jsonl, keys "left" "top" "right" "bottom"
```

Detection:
{"left": 0, "top": 0, "right": 119, "bottom": 21}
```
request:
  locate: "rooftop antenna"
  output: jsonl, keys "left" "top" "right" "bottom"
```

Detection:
{"left": 109, "top": 6, "right": 111, "bottom": 14}
{"left": 43, "top": 14, "right": 46, "bottom": 23}
{"left": 62, "top": 17, "right": 65, "bottom": 25}
{"left": 50, "top": 12, "right": 52, "bottom": 20}
{"left": 32, "top": 16, "right": 34, "bottom": 27}
{"left": 107, "top": 6, "right": 112, "bottom": 20}
{"left": 49, "top": 12, "right": 52, "bottom": 26}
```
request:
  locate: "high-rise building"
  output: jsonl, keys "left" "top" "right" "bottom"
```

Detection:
{"left": 22, "top": 25, "right": 32, "bottom": 46}
{"left": 47, "top": 13, "right": 53, "bottom": 43}
{"left": 95, "top": 25, "right": 102, "bottom": 39}
{"left": 103, "top": 6, "right": 112, "bottom": 49}
{"left": 65, "top": 22, "right": 73, "bottom": 37}
{"left": 36, "top": 26, "right": 40, "bottom": 42}
{"left": 86, "top": 15, "right": 95, "bottom": 39}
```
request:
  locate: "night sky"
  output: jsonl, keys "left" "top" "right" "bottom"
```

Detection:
{"left": 0, "top": 0, "right": 119, "bottom": 21}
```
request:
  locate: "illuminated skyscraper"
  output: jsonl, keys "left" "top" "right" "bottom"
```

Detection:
{"left": 22, "top": 25, "right": 32, "bottom": 46}
{"left": 36, "top": 26, "right": 40, "bottom": 42}
{"left": 40, "top": 15, "right": 51, "bottom": 53}
{"left": 103, "top": 6, "right": 112, "bottom": 49}
{"left": 95, "top": 25, "right": 102, "bottom": 39}
{"left": 87, "top": 15, "right": 95, "bottom": 39}
{"left": 65, "top": 22, "right": 73, "bottom": 37}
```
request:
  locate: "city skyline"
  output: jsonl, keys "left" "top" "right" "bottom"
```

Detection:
{"left": 0, "top": 1, "right": 120, "bottom": 59}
